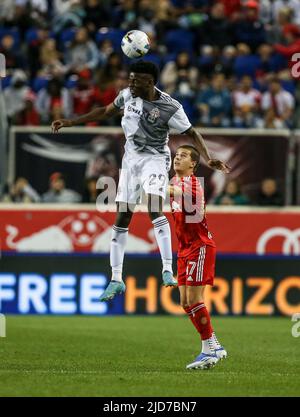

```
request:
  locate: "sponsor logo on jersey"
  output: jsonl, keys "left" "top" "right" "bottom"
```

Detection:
{"left": 127, "top": 105, "right": 142, "bottom": 115}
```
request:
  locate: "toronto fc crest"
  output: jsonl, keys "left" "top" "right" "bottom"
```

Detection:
{"left": 147, "top": 107, "right": 160, "bottom": 123}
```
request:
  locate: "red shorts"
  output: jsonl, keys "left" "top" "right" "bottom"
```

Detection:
{"left": 177, "top": 245, "right": 216, "bottom": 286}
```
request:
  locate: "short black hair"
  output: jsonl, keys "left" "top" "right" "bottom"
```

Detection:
{"left": 129, "top": 61, "right": 159, "bottom": 84}
{"left": 177, "top": 145, "right": 200, "bottom": 172}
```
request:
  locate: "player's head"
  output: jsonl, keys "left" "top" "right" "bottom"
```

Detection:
{"left": 128, "top": 61, "right": 159, "bottom": 98}
{"left": 174, "top": 145, "right": 200, "bottom": 176}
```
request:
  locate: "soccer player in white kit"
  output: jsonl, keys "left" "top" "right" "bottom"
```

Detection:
{"left": 51, "top": 61, "right": 229, "bottom": 301}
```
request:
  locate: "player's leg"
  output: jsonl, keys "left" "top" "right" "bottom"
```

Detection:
{"left": 147, "top": 193, "right": 177, "bottom": 287}
{"left": 99, "top": 203, "right": 135, "bottom": 301}
{"left": 187, "top": 285, "right": 226, "bottom": 360}
{"left": 183, "top": 247, "right": 226, "bottom": 369}
{"left": 99, "top": 153, "right": 139, "bottom": 302}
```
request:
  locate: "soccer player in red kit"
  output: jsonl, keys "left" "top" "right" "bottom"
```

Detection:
{"left": 170, "top": 145, "right": 228, "bottom": 370}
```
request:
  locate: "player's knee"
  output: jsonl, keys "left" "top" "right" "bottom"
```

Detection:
{"left": 148, "top": 211, "right": 163, "bottom": 221}
{"left": 115, "top": 211, "right": 133, "bottom": 228}
{"left": 180, "top": 300, "right": 189, "bottom": 310}
{"left": 187, "top": 294, "right": 204, "bottom": 306}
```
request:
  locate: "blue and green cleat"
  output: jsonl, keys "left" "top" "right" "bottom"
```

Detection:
{"left": 99, "top": 280, "right": 126, "bottom": 302}
{"left": 162, "top": 271, "right": 177, "bottom": 287}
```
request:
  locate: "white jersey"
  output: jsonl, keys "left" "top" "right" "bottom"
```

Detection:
{"left": 113, "top": 87, "right": 192, "bottom": 155}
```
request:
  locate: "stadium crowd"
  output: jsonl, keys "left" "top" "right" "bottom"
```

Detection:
{"left": 0, "top": 0, "right": 300, "bottom": 128}
{"left": 0, "top": 0, "right": 294, "bottom": 205}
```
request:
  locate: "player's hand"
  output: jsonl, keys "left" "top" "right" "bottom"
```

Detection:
{"left": 207, "top": 159, "right": 230, "bottom": 173}
{"left": 51, "top": 119, "right": 73, "bottom": 133}
{"left": 168, "top": 184, "right": 182, "bottom": 197}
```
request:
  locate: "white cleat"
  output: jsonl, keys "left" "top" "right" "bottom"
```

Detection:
{"left": 186, "top": 352, "right": 219, "bottom": 370}
{"left": 215, "top": 347, "right": 227, "bottom": 360}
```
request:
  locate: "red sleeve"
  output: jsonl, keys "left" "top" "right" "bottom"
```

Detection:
{"left": 274, "top": 43, "right": 300, "bottom": 57}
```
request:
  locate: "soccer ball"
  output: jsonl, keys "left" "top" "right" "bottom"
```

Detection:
{"left": 121, "top": 30, "right": 150, "bottom": 59}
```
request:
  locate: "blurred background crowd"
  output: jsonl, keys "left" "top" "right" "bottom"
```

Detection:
{"left": 0, "top": 0, "right": 297, "bottom": 206}
{"left": 1, "top": 0, "right": 300, "bottom": 128}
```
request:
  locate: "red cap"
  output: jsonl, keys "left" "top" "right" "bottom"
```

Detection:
{"left": 245, "top": 0, "right": 259, "bottom": 8}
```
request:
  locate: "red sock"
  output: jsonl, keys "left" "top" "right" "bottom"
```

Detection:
{"left": 184, "top": 302, "right": 213, "bottom": 340}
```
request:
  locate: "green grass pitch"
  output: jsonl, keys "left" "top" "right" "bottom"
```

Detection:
{"left": 0, "top": 316, "right": 299, "bottom": 397}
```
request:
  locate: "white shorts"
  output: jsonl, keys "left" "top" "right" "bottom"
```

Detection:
{"left": 116, "top": 149, "right": 171, "bottom": 204}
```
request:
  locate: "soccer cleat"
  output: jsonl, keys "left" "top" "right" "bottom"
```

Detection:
{"left": 186, "top": 352, "right": 219, "bottom": 370}
{"left": 99, "top": 280, "right": 126, "bottom": 302}
{"left": 162, "top": 271, "right": 177, "bottom": 287}
{"left": 215, "top": 347, "right": 227, "bottom": 360}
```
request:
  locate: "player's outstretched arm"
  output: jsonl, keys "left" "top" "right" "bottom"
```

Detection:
{"left": 185, "top": 127, "right": 230, "bottom": 173}
{"left": 51, "top": 103, "right": 120, "bottom": 133}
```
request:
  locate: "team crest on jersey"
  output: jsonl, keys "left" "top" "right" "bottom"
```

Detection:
{"left": 147, "top": 107, "right": 160, "bottom": 123}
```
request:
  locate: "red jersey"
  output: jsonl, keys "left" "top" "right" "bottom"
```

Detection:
{"left": 170, "top": 175, "right": 216, "bottom": 257}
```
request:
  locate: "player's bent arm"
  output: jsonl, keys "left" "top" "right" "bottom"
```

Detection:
{"left": 184, "top": 126, "right": 211, "bottom": 163}
{"left": 184, "top": 127, "right": 230, "bottom": 173}
{"left": 51, "top": 103, "right": 120, "bottom": 132}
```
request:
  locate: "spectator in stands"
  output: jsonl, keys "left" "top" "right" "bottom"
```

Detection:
{"left": 274, "top": 23, "right": 300, "bottom": 60}
{"left": 27, "top": 28, "right": 50, "bottom": 78}
{"left": 95, "top": 52, "right": 124, "bottom": 88}
{"left": 114, "top": 70, "right": 129, "bottom": 93}
{"left": 98, "top": 39, "right": 114, "bottom": 66}
{"left": 266, "top": 6, "right": 293, "bottom": 44}
{"left": 232, "top": 75, "right": 262, "bottom": 127}
{"left": 112, "top": 0, "right": 138, "bottom": 31}
{"left": 255, "top": 43, "right": 285, "bottom": 78}
{"left": 256, "top": 178, "right": 284, "bottom": 206}
{"left": 214, "top": 179, "right": 250, "bottom": 205}
{"left": 200, "top": 2, "right": 234, "bottom": 49}
{"left": 218, "top": 0, "right": 241, "bottom": 20}
{"left": 154, "top": 0, "right": 177, "bottom": 40}
{"left": 220, "top": 45, "right": 237, "bottom": 77}
{"left": 4, "top": 70, "right": 33, "bottom": 124}
{"left": 64, "top": 27, "right": 99, "bottom": 73}
{"left": 161, "top": 51, "right": 198, "bottom": 95}
{"left": 0, "top": 34, "right": 25, "bottom": 71}
{"left": 39, "top": 38, "right": 66, "bottom": 78}
{"left": 233, "top": 42, "right": 260, "bottom": 79}
{"left": 53, "top": 0, "right": 77, "bottom": 16}
{"left": 81, "top": 177, "right": 99, "bottom": 203}
{"left": 83, "top": 0, "right": 111, "bottom": 38}
{"left": 272, "top": 0, "right": 300, "bottom": 26}
{"left": 36, "top": 77, "right": 72, "bottom": 123}
{"left": 196, "top": 73, "right": 232, "bottom": 127}
{"left": 233, "top": 0, "right": 266, "bottom": 51}
{"left": 137, "top": 0, "right": 156, "bottom": 36}
{"left": 4, "top": 177, "right": 40, "bottom": 203}
{"left": 70, "top": 69, "right": 100, "bottom": 118}
{"left": 52, "top": 0, "right": 86, "bottom": 33}
{"left": 0, "top": 0, "right": 15, "bottom": 24}
{"left": 20, "top": 90, "right": 40, "bottom": 126}
{"left": 261, "top": 78, "right": 295, "bottom": 128}
{"left": 43, "top": 172, "right": 81, "bottom": 203}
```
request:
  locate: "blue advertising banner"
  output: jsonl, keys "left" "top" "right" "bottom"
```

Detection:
{"left": 0, "top": 254, "right": 299, "bottom": 316}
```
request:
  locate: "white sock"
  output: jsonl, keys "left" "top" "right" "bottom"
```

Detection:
{"left": 201, "top": 338, "right": 216, "bottom": 355}
{"left": 152, "top": 216, "right": 173, "bottom": 273}
{"left": 110, "top": 225, "right": 128, "bottom": 282}
{"left": 211, "top": 332, "right": 222, "bottom": 349}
